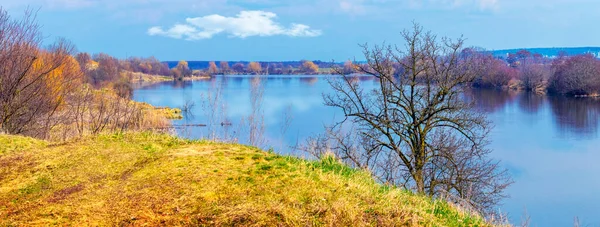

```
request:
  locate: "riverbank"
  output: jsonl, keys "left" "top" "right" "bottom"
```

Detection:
{"left": 182, "top": 75, "right": 212, "bottom": 81}
{"left": 138, "top": 102, "right": 183, "bottom": 120}
{"left": 0, "top": 132, "right": 489, "bottom": 226}
{"left": 128, "top": 71, "right": 211, "bottom": 86}
{"left": 128, "top": 71, "right": 173, "bottom": 83}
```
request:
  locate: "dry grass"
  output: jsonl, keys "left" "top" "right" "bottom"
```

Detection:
{"left": 46, "top": 94, "right": 177, "bottom": 141}
{"left": 127, "top": 71, "right": 172, "bottom": 83}
{"left": 183, "top": 75, "right": 212, "bottom": 81}
{"left": 138, "top": 102, "right": 183, "bottom": 120}
{"left": 0, "top": 132, "right": 489, "bottom": 226}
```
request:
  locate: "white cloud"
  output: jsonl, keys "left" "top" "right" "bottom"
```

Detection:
{"left": 148, "top": 24, "right": 201, "bottom": 39}
{"left": 147, "top": 10, "right": 322, "bottom": 40}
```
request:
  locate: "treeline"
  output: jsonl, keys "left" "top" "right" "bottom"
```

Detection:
{"left": 73, "top": 53, "right": 177, "bottom": 97}
{"left": 491, "top": 47, "right": 600, "bottom": 59}
{"left": 167, "top": 60, "right": 339, "bottom": 70}
{"left": 169, "top": 60, "right": 335, "bottom": 75}
{"left": 464, "top": 49, "right": 600, "bottom": 96}
{"left": 0, "top": 9, "right": 172, "bottom": 140}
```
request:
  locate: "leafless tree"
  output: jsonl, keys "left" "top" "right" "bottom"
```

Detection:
{"left": 0, "top": 8, "right": 81, "bottom": 137}
{"left": 86, "top": 90, "right": 141, "bottom": 135}
{"left": 520, "top": 62, "right": 553, "bottom": 93}
{"left": 201, "top": 79, "right": 229, "bottom": 141}
{"left": 549, "top": 54, "right": 600, "bottom": 96}
{"left": 68, "top": 85, "right": 94, "bottom": 137}
{"left": 248, "top": 75, "right": 265, "bottom": 147}
{"left": 219, "top": 61, "right": 230, "bottom": 75}
{"left": 279, "top": 104, "right": 294, "bottom": 151}
{"left": 519, "top": 208, "right": 531, "bottom": 227}
{"left": 573, "top": 217, "right": 580, "bottom": 227}
{"left": 181, "top": 98, "right": 196, "bottom": 118}
{"left": 318, "top": 23, "right": 512, "bottom": 215}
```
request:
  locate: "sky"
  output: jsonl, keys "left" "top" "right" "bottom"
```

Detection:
{"left": 3, "top": 0, "right": 600, "bottom": 61}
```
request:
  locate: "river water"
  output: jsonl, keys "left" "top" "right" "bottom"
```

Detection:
{"left": 133, "top": 75, "right": 600, "bottom": 226}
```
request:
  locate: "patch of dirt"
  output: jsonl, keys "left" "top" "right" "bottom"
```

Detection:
{"left": 119, "top": 157, "right": 155, "bottom": 181}
{"left": 47, "top": 184, "right": 85, "bottom": 203}
{"left": 0, "top": 154, "right": 37, "bottom": 181}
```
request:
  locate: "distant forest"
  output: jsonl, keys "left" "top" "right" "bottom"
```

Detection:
{"left": 165, "top": 47, "right": 600, "bottom": 71}
{"left": 492, "top": 47, "right": 600, "bottom": 58}
{"left": 165, "top": 60, "right": 343, "bottom": 70}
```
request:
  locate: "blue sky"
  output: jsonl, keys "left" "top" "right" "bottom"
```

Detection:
{"left": 4, "top": 0, "right": 600, "bottom": 61}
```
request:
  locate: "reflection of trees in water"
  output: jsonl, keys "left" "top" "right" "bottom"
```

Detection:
{"left": 135, "top": 80, "right": 195, "bottom": 90}
{"left": 548, "top": 96, "right": 600, "bottom": 138}
{"left": 133, "top": 82, "right": 162, "bottom": 90}
{"left": 231, "top": 76, "right": 245, "bottom": 84}
{"left": 357, "top": 75, "right": 373, "bottom": 81}
{"left": 268, "top": 77, "right": 294, "bottom": 88}
{"left": 299, "top": 77, "right": 318, "bottom": 85}
{"left": 517, "top": 92, "right": 546, "bottom": 114}
{"left": 169, "top": 80, "right": 194, "bottom": 89}
{"left": 216, "top": 76, "right": 229, "bottom": 88}
{"left": 465, "top": 88, "right": 518, "bottom": 113}
{"left": 280, "top": 77, "right": 292, "bottom": 86}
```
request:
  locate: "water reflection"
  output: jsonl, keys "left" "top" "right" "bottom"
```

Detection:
{"left": 231, "top": 76, "right": 244, "bottom": 85}
{"left": 467, "top": 88, "right": 518, "bottom": 113}
{"left": 548, "top": 96, "right": 600, "bottom": 138}
{"left": 299, "top": 77, "right": 318, "bottom": 85}
{"left": 517, "top": 92, "right": 546, "bottom": 114}
{"left": 468, "top": 88, "right": 600, "bottom": 138}
{"left": 133, "top": 76, "right": 600, "bottom": 226}
{"left": 137, "top": 78, "right": 600, "bottom": 142}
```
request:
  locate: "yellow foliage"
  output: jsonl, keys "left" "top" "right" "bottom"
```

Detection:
{"left": 248, "top": 61, "right": 262, "bottom": 74}
{"left": 177, "top": 60, "right": 189, "bottom": 68}
{"left": 208, "top": 61, "right": 218, "bottom": 74}
{"left": 87, "top": 60, "right": 99, "bottom": 70}
{"left": 30, "top": 52, "right": 82, "bottom": 107}
{"left": 301, "top": 60, "right": 319, "bottom": 74}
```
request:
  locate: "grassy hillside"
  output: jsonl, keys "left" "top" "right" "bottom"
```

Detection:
{"left": 0, "top": 133, "right": 488, "bottom": 226}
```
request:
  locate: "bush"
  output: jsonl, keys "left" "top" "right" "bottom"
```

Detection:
{"left": 473, "top": 56, "right": 518, "bottom": 89}
{"left": 549, "top": 54, "right": 600, "bottom": 96}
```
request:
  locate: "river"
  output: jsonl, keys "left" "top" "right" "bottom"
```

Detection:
{"left": 133, "top": 75, "right": 600, "bottom": 226}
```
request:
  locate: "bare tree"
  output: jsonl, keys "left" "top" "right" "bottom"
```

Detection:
{"left": 231, "top": 63, "right": 245, "bottom": 74}
{"left": 201, "top": 79, "right": 227, "bottom": 141}
{"left": 279, "top": 104, "right": 294, "bottom": 151}
{"left": 549, "top": 54, "right": 600, "bottom": 96}
{"left": 520, "top": 63, "right": 553, "bottom": 93}
{"left": 208, "top": 61, "right": 219, "bottom": 75}
{"left": 248, "top": 75, "right": 265, "bottom": 147}
{"left": 320, "top": 23, "right": 511, "bottom": 215}
{"left": 247, "top": 62, "right": 262, "bottom": 75}
{"left": 0, "top": 8, "right": 81, "bottom": 137}
{"left": 219, "top": 61, "right": 230, "bottom": 75}
{"left": 67, "top": 85, "right": 94, "bottom": 137}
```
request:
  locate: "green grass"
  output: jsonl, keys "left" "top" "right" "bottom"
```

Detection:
{"left": 0, "top": 132, "right": 489, "bottom": 226}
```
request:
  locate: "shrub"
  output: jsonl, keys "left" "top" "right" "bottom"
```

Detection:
{"left": 549, "top": 54, "right": 600, "bottom": 96}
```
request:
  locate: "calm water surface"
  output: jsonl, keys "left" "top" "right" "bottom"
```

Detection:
{"left": 134, "top": 75, "right": 600, "bottom": 226}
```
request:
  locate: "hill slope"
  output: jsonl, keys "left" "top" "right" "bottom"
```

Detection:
{"left": 0, "top": 133, "right": 487, "bottom": 226}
